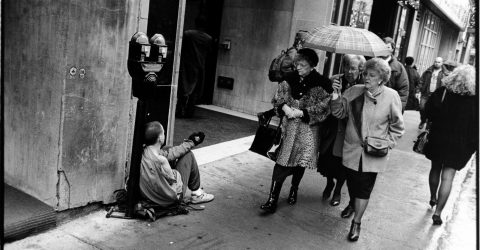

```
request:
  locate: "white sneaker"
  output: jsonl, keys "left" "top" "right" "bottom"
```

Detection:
{"left": 190, "top": 189, "right": 214, "bottom": 204}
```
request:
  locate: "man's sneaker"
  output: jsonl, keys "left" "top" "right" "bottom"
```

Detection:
{"left": 191, "top": 190, "right": 214, "bottom": 204}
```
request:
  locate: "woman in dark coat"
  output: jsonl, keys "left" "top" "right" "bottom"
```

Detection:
{"left": 424, "top": 64, "right": 477, "bottom": 225}
{"left": 260, "top": 48, "right": 332, "bottom": 213}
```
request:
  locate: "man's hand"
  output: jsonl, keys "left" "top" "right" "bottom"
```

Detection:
{"left": 188, "top": 132, "right": 205, "bottom": 146}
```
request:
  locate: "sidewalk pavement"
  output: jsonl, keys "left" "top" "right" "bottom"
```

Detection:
{"left": 5, "top": 111, "right": 476, "bottom": 250}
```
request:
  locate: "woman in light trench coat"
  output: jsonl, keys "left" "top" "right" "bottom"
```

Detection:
{"left": 330, "top": 58, "right": 405, "bottom": 241}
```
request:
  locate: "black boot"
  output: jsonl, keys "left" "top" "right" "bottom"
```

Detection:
{"left": 348, "top": 220, "right": 361, "bottom": 241}
{"left": 260, "top": 181, "right": 283, "bottom": 213}
{"left": 287, "top": 186, "right": 298, "bottom": 205}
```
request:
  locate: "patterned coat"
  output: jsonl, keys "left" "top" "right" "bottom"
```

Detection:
{"left": 272, "top": 69, "right": 332, "bottom": 169}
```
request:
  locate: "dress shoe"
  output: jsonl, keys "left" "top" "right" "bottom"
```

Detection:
{"left": 341, "top": 204, "right": 355, "bottom": 218}
{"left": 418, "top": 122, "right": 425, "bottom": 129}
{"left": 330, "top": 193, "right": 341, "bottom": 206}
{"left": 348, "top": 220, "right": 361, "bottom": 241}
{"left": 432, "top": 214, "right": 443, "bottom": 225}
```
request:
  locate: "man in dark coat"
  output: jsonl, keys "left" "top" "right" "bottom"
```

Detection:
{"left": 418, "top": 57, "right": 449, "bottom": 129}
{"left": 382, "top": 37, "right": 409, "bottom": 112}
{"left": 177, "top": 16, "right": 213, "bottom": 118}
{"left": 404, "top": 56, "right": 420, "bottom": 110}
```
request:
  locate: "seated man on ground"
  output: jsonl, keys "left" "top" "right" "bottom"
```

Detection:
{"left": 139, "top": 121, "right": 214, "bottom": 207}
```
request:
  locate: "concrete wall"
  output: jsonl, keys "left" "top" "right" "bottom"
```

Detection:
{"left": 213, "top": 0, "right": 333, "bottom": 115}
{"left": 4, "top": 0, "right": 143, "bottom": 210}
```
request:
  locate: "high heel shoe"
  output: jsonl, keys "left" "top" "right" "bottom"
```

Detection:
{"left": 432, "top": 214, "right": 442, "bottom": 225}
{"left": 429, "top": 199, "right": 437, "bottom": 208}
{"left": 330, "top": 193, "right": 341, "bottom": 206}
{"left": 348, "top": 220, "right": 361, "bottom": 241}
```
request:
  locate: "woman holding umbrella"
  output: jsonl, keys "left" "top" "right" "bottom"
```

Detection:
{"left": 260, "top": 48, "right": 332, "bottom": 213}
{"left": 330, "top": 58, "right": 404, "bottom": 241}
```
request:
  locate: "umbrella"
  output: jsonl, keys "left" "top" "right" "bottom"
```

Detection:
{"left": 304, "top": 25, "right": 390, "bottom": 57}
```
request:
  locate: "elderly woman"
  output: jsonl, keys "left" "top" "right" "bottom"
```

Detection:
{"left": 424, "top": 65, "right": 477, "bottom": 226}
{"left": 331, "top": 58, "right": 404, "bottom": 241}
{"left": 260, "top": 48, "right": 332, "bottom": 214}
{"left": 318, "top": 54, "right": 366, "bottom": 208}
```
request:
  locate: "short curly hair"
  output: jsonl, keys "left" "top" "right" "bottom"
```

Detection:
{"left": 443, "top": 64, "right": 476, "bottom": 96}
{"left": 343, "top": 54, "right": 366, "bottom": 71}
{"left": 364, "top": 58, "right": 391, "bottom": 83}
{"left": 296, "top": 48, "right": 319, "bottom": 67}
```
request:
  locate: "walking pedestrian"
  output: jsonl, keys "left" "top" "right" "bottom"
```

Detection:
{"left": 381, "top": 37, "right": 409, "bottom": 112}
{"left": 176, "top": 16, "right": 213, "bottom": 118}
{"left": 418, "top": 57, "right": 448, "bottom": 129}
{"left": 257, "top": 31, "right": 309, "bottom": 125}
{"left": 318, "top": 54, "right": 366, "bottom": 208}
{"left": 404, "top": 56, "right": 421, "bottom": 110}
{"left": 331, "top": 58, "right": 404, "bottom": 241}
{"left": 260, "top": 48, "right": 332, "bottom": 213}
{"left": 424, "top": 65, "right": 477, "bottom": 225}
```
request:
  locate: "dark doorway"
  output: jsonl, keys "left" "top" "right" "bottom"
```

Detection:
{"left": 183, "top": 0, "right": 224, "bottom": 104}
{"left": 368, "top": 0, "right": 398, "bottom": 38}
{"left": 145, "top": 0, "right": 182, "bottom": 129}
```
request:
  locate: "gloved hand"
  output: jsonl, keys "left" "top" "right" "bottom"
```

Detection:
{"left": 290, "top": 108, "right": 304, "bottom": 118}
{"left": 282, "top": 104, "right": 294, "bottom": 119}
{"left": 188, "top": 132, "right": 205, "bottom": 146}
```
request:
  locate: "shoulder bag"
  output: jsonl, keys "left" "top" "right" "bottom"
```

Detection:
{"left": 249, "top": 116, "right": 283, "bottom": 158}
{"left": 413, "top": 88, "right": 446, "bottom": 154}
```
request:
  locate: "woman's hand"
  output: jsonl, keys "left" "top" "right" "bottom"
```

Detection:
{"left": 290, "top": 108, "right": 304, "bottom": 118}
{"left": 332, "top": 76, "right": 342, "bottom": 94}
{"left": 282, "top": 104, "right": 294, "bottom": 118}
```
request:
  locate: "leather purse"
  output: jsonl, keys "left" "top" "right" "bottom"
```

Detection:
{"left": 413, "top": 130, "right": 428, "bottom": 154}
{"left": 249, "top": 117, "right": 282, "bottom": 158}
{"left": 364, "top": 136, "right": 389, "bottom": 157}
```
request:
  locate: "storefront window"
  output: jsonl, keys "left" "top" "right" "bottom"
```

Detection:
{"left": 349, "top": 0, "right": 373, "bottom": 29}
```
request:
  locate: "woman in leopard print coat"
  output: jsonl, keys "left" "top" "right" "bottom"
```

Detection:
{"left": 260, "top": 48, "right": 332, "bottom": 213}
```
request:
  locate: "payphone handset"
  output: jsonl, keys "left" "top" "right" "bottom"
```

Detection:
{"left": 127, "top": 32, "right": 168, "bottom": 98}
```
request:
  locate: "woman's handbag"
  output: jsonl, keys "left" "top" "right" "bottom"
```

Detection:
{"left": 364, "top": 136, "right": 389, "bottom": 157}
{"left": 249, "top": 117, "right": 282, "bottom": 158}
{"left": 351, "top": 92, "right": 389, "bottom": 157}
{"left": 413, "top": 130, "right": 429, "bottom": 154}
{"left": 412, "top": 88, "right": 446, "bottom": 155}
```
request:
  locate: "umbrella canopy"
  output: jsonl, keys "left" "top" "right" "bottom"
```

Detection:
{"left": 304, "top": 25, "right": 390, "bottom": 57}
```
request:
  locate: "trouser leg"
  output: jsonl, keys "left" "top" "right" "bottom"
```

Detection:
{"left": 174, "top": 151, "right": 201, "bottom": 196}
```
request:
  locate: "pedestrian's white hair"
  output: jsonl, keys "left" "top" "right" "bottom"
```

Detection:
{"left": 364, "top": 58, "right": 391, "bottom": 83}
{"left": 343, "top": 54, "right": 366, "bottom": 71}
{"left": 442, "top": 64, "right": 476, "bottom": 96}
